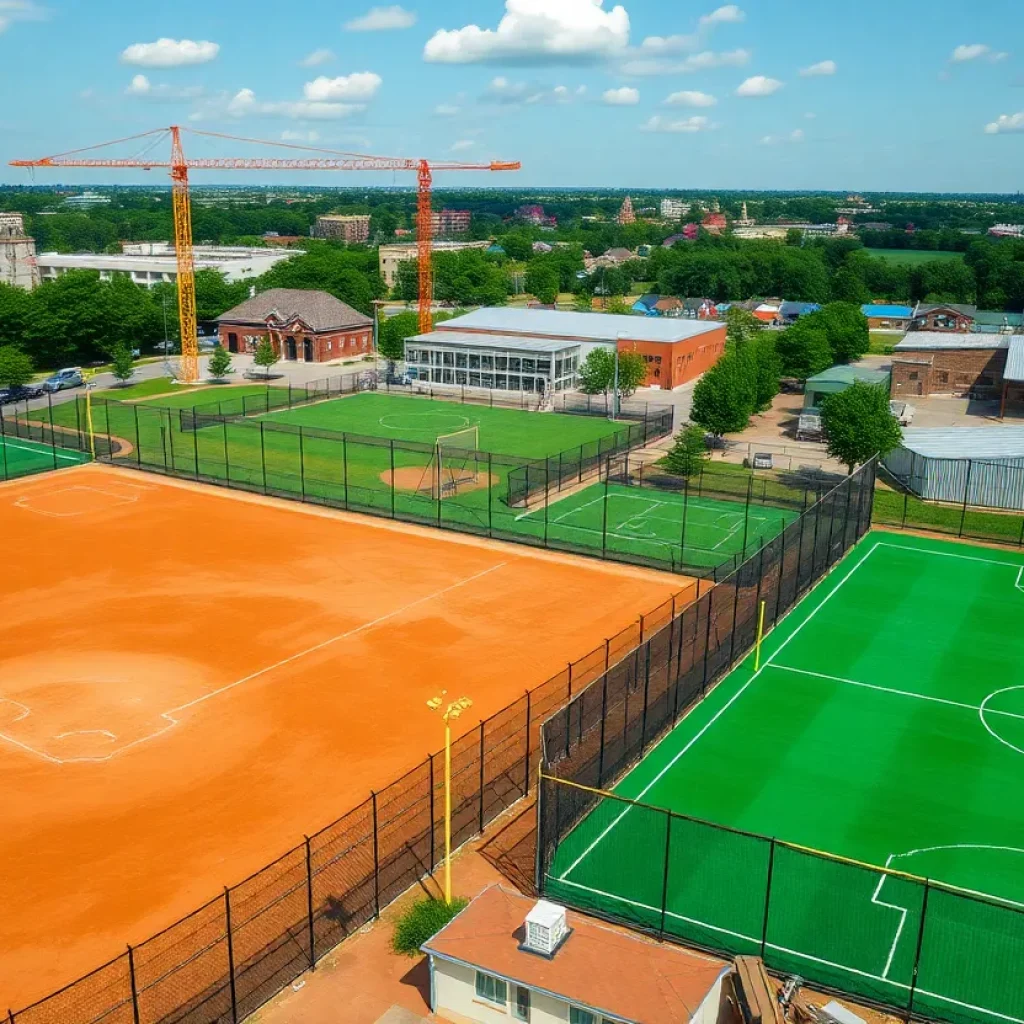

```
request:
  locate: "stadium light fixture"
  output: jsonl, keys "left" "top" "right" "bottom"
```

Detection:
{"left": 426, "top": 689, "right": 473, "bottom": 903}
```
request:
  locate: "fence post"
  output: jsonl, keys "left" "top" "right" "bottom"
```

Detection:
{"left": 478, "top": 721, "right": 486, "bottom": 832}
{"left": 601, "top": 461, "right": 610, "bottom": 559}
{"left": 428, "top": 754, "right": 436, "bottom": 868}
{"left": 342, "top": 434, "right": 349, "bottom": 508}
{"left": 543, "top": 458, "right": 550, "bottom": 548}
{"left": 604, "top": 637, "right": 610, "bottom": 672}
{"left": 907, "top": 880, "right": 931, "bottom": 1020}
{"left": 740, "top": 476, "right": 752, "bottom": 558}
{"left": 958, "top": 460, "right": 974, "bottom": 538}
{"left": 597, "top": 674, "right": 608, "bottom": 787}
{"left": 134, "top": 406, "right": 142, "bottom": 468}
{"left": 299, "top": 428, "right": 306, "bottom": 501}
{"left": 304, "top": 836, "right": 316, "bottom": 969}
{"left": 727, "top": 574, "right": 742, "bottom": 666}
{"left": 260, "top": 422, "right": 268, "bottom": 493}
{"left": 659, "top": 811, "right": 673, "bottom": 937}
{"left": 220, "top": 418, "right": 230, "bottom": 480}
{"left": 640, "top": 641, "right": 651, "bottom": 753}
{"left": 371, "top": 791, "right": 381, "bottom": 917}
{"left": 487, "top": 453, "right": 493, "bottom": 537}
{"left": 760, "top": 839, "right": 776, "bottom": 958}
{"left": 127, "top": 945, "right": 141, "bottom": 1024}
{"left": 523, "top": 690, "right": 532, "bottom": 794}
{"left": 390, "top": 440, "right": 397, "bottom": 518}
{"left": 701, "top": 593, "right": 714, "bottom": 696}
{"left": 225, "top": 888, "right": 238, "bottom": 1024}
{"left": 0, "top": 408, "right": 8, "bottom": 481}
{"left": 192, "top": 412, "right": 200, "bottom": 479}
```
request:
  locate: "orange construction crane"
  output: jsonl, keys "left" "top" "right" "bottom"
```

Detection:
{"left": 12, "top": 127, "right": 520, "bottom": 382}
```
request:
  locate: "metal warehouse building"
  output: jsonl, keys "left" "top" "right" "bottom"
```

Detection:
{"left": 883, "top": 427, "right": 1024, "bottom": 511}
{"left": 407, "top": 307, "right": 726, "bottom": 392}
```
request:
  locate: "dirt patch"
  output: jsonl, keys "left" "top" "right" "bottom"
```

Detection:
{"left": 381, "top": 465, "right": 498, "bottom": 496}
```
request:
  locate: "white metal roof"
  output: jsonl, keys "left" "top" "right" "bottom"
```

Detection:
{"left": 409, "top": 331, "right": 578, "bottom": 354}
{"left": 900, "top": 427, "right": 1024, "bottom": 460}
{"left": 1005, "top": 336, "right": 1024, "bottom": 383}
{"left": 894, "top": 332, "right": 1017, "bottom": 351}
{"left": 434, "top": 307, "right": 723, "bottom": 344}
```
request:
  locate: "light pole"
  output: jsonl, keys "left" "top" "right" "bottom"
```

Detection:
{"left": 426, "top": 690, "right": 473, "bottom": 903}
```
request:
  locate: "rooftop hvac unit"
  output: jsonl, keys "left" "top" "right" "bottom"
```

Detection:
{"left": 523, "top": 900, "right": 569, "bottom": 957}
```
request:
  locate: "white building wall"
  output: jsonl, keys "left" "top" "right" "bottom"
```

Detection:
{"left": 0, "top": 214, "right": 39, "bottom": 290}
{"left": 433, "top": 960, "right": 587, "bottom": 1024}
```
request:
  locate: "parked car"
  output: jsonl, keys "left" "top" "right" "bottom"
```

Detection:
{"left": 0, "top": 383, "right": 44, "bottom": 404}
{"left": 41, "top": 367, "right": 84, "bottom": 392}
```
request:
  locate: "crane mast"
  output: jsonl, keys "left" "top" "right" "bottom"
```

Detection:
{"left": 12, "top": 128, "right": 520, "bottom": 383}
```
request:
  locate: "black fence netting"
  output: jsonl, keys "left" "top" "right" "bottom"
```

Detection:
{"left": 534, "top": 456, "right": 1024, "bottom": 1024}
{"left": 8, "top": 568, "right": 699, "bottom": 1024}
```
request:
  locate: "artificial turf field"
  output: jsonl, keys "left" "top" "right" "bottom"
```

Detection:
{"left": 0, "top": 435, "right": 90, "bottom": 480}
{"left": 544, "top": 531, "right": 1024, "bottom": 1024}
{"left": 521, "top": 483, "right": 799, "bottom": 570}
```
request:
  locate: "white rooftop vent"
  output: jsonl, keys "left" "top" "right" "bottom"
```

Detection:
{"left": 523, "top": 900, "right": 568, "bottom": 957}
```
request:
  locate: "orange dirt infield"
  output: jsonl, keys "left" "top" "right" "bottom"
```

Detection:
{"left": 0, "top": 464, "right": 684, "bottom": 1008}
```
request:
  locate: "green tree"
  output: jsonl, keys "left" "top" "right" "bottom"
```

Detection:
{"left": 786, "top": 228, "right": 804, "bottom": 246}
{"left": 616, "top": 349, "right": 648, "bottom": 399}
{"left": 663, "top": 424, "right": 709, "bottom": 477}
{"left": 820, "top": 382, "right": 902, "bottom": 474}
{"left": 690, "top": 352, "right": 755, "bottom": 436}
{"left": 501, "top": 230, "right": 534, "bottom": 262}
{"left": 606, "top": 296, "right": 631, "bottom": 315}
{"left": 803, "top": 302, "right": 870, "bottom": 364}
{"left": 207, "top": 343, "right": 233, "bottom": 380}
{"left": 253, "top": 336, "right": 279, "bottom": 377}
{"left": 746, "top": 332, "right": 781, "bottom": 411}
{"left": 379, "top": 310, "right": 420, "bottom": 363}
{"left": 110, "top": 343, "right": 135, "bottom": 384}
{"left": 573, "top": 292, "right": 593, "bottom": 312}
{"left": 830, "top": 267, "right": 871, "bottom": 305}
{"left": 776, "top": 322, "right": 833, "bottom": 380}
{"left": 0, "top": 345, "right": 33, "bottom": 388}
{"left": 576, "top": 347, "right": 615, "bottom": 395}
{"left": 525, "top": 263, "right": 559, "bottom": 304}
{"left": 725, "top": 307, "right": 764, "bottom": 349}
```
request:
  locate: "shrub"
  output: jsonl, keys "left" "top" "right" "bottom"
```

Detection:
{"left": 391, "top": 896, "right": 468, "bottom": 956}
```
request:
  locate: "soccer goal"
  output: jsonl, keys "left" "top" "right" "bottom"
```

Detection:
{"left": 436, "top": 426, "right": 480, "bottom": 497}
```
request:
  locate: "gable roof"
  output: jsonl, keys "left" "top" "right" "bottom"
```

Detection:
{"left": 914, "top": 303, "right": 977, "bottom": 318}
{"left": 217, "top": 289, "right": 371, "bottom": 332}
{"left": 423, "top": 886, "right": 726, "bottom": 1024}
{"left": 894, "top": 332, "right": 1018, "bottom": 351}
{"left": 780, "top": 300, "right": 820, "bottom": 318}
{"left": 633, "top": 293, "right": 660, "bottom": 310}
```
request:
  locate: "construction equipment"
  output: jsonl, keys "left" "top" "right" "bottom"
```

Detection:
{"left": 12, "top": 127, "right": 520, "bottom": 382}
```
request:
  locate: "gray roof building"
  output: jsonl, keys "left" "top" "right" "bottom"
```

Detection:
{"left": 217, "top": 288, "right": 371, "bottom": 332}
{"left": 894, "top": 332, "right": 1017, "bottom": 351}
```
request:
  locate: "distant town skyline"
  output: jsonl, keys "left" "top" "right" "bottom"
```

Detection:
{"left": 1, "top": 0, "right": 1021, "bottom": 192}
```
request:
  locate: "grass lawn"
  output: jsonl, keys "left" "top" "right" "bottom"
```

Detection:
{"left": 0, "top": 435, "right": 90, "bottom": 481}
{"left": 869, "top": 330, "right": 903, "bottom": 354}
{"left": 864, "top": 248, "right": 964, "bottom": 265}
{"left": 873, "top": 486, "right": 1024, "bottom": 546}
{"left": 545, "top": 532, "right": 1024, "bottom": 1024}
{"left": 260, "top": 392, "right": 629, "bottom": 459}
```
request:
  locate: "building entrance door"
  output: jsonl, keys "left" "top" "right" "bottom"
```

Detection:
{"left": 285, "top": 337, "right": 297, "bottom": 361}
{"left": 303, "top": 338, "right": 314, "bottom": 362}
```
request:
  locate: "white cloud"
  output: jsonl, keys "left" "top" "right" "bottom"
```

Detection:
{"left": 121, "top": 38, "right": 219, "bottom": 67}
{"left": 800, "top": 59, "right": 836, "bottom": 77}
{"left": 125, "top": 74, "right": 204, "bottom": 101}
{"left": 434, "top": 103, "right": 461, "bottom": 116}
{"left": 985, "top": 112, "right": 1024, "bottom": 134}
{"left": 424, "top": 0, "right": 629, "bottom": 64}
{"left": 303, "top": 72, "right": 382, "bottom": 102}
{"left": 0, "top": 0, "right": 47, "bottom": 33}
{"left": 345, "top": 5, "right": 416, "bottom": 31}
{"left": 952, "top": 43, "right": 990, "bottom": 62}
{"left": 736, "top": 75, "right": 783, "bottom": 97}
{"left": 665, "top": 89, "right": 716, "bottom": 107}
{"left": 699, "top": 5, "right": 745, "bottom": 28}
{"left": 640, "top": 33, "right": 697, "bottom": 53}
{"left": 761, "top": 128, "right": 804, "bottom": 145}
{"left": 805, "top": 111, "right": 817, "bottom": 119}
{"left": 603, "top": 86, "right": 639, "bottom": 105}
{"left": 299, "top": 48, "right": 335, "bottom": 67}
{"left": 281, "top": 130, "right": 321, "bottom": 142}
{"left": 450, "top": 139, "right": 475, "bottom": 152}
{"left": 225, "top": 88, "right": 363, "bottom": 120}
{"left": 641, "top": 114, "right": 713, "bottom": 133}
{"left": 622, "top": 48, "right": 748, "bottom": 76}
{"left": 483, "top": 76, "right": 580, "bottom": 106}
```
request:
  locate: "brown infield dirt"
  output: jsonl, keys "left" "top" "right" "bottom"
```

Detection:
{"left": 381, "top": 466, "right": 499, "bottom": 495}
{"left": 0, "top": 462, "right": 686, "bottom": 1009}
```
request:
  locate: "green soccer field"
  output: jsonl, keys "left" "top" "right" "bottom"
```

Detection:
{"left": 259, "top": 392, "right": 628, "bottom": 458}
{"left": 0, "top": 435, "right": 90, "bottom": 480}
{"left": 545, "top": 532, "right": 1024, "bottom": 1024}
{"left": 516, "top": 482, "right": 800, "bottom": 570}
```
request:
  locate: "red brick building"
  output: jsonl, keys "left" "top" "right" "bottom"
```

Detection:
{"left": 890, "top": 332, "right": 1015, "bottom": 400}
{"left": 909, "top": 303, "right": 977, "bottom": 333}
{"left": 217, "top": 289, "right": 373, "bottom": 364}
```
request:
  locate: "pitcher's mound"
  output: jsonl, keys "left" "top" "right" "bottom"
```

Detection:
{"left": 381, "top": 467, "right": 498, "bottom": 496}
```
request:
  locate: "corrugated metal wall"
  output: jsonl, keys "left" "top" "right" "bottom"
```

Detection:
{"left": 884, "top": 447, "right": 1024, "bottom": 510}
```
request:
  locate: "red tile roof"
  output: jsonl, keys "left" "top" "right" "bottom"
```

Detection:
{"left": 423, "top": 886, "right": 727, "bottom": 1024}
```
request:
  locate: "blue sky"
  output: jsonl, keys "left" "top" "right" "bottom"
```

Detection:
{"left": 1, "top": 0, "right": 1022, "bottom": 192}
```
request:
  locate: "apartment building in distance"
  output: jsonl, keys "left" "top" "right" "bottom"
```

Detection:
{"left": 0, "top": 213, "right": 39, "bottom": 289}
{"left": 378, "top": 240, "right": 490, "bottom": 288}
{"left": 432, "top": 208, "right": 471, "bottom": 235}
{"left": 313, "top": 214, "right": 371, "bottom": 243}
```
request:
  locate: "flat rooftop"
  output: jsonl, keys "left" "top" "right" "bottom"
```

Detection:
{"left": 435, "top": 307, "right": 724, "bottom": 344}
{"left": 36, "top": 250, "right": 297, "bottom": 269}
{"left": 894, "top": 332, "right": 1019, "bottom": 351}
{"left": 409, "top": 330, "right": 578, "bottom": 354}
{"left": 900, "top": 427, "right": 1024, "bottom": 460}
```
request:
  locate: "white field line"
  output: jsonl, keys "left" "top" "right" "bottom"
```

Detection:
{"left": 558, "top": 538, "right": 884, "bottom": 881}
{"left": 0, "top": 561, "right": 508, "bottom": 765}
{"left": 875, "top": 541, "right": 1024, "bottom": 570}
{"left": 551, "top": 877, "right": 1024, "bottom": 1024}
{"left": 2, "top": 439, "right": 83, "bottom": 463}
